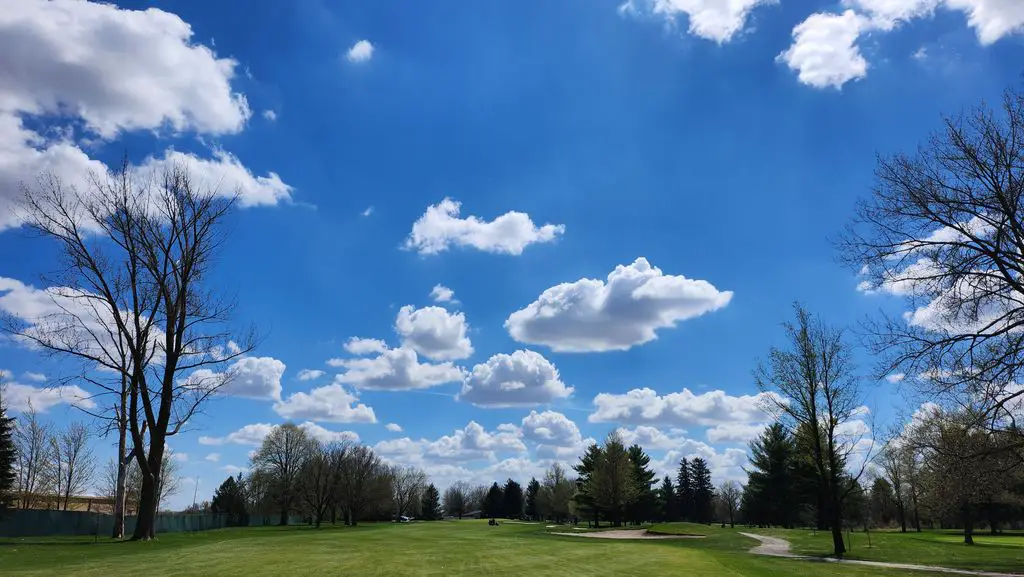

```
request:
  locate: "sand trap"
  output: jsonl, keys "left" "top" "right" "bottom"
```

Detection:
{"left": 504, "top": 521, "right": 540, "bottom": 525}
{"left": 551, "top": 530, "right": 706, "bottom": 540}
{"left": 545, "top": 525, "right": 557, "bottom": 528}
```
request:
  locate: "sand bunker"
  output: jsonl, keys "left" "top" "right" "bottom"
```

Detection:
{"left": 550, "top": 530, "right": 705, "bottom": 540}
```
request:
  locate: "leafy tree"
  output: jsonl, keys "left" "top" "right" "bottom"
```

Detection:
{"left": 502, "top": 479, "right": 523, "bottom": 519}
{"left": 211, "top": 475, "right": 248, "bottom": 526}
{"left": 657, "top": 476, "right": 677, "bottom": 522}
{"left": 483, "top": 482, "right": 504, "bottom": 519}
{"left": 590, "top": 432, "right": 634, "bottom": 527}
{"left": 676, "top": 458, "right": 693, "bottom": 521}
{"left": 626, "top": 444, "right": 657, "bottom": 525}
{"left": 0, "top": 385, "right": 15, "bottom": 513}
{"left": 524, "top": 477, "right": 540, "bottom": 521}
{"left": 540, "top": 463, "right": 574, "bottom": 523}
{"left": 691, "top": 457, "right": 714, "bottom": 524}
{"left": 421, "top": 484, "right": 442, "bottom": 521}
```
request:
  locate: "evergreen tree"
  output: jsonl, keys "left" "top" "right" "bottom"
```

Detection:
{"left": 744, "top": 422, "right": 797, "bottom": 528}
{"left": 421, "top": 484, "right": 442, "bottom": 521}
{"left": 483, "top": 482, "right": 504, "bottom": 519}
{"left": 591, "top": 432, "right": 634, "bottom": 527}
{"left": 0, "top": 386, "right": 14, "bottom": 513}
{"left": 573, "top": 443, "right": 603, "bottom": 526}
{"left": 502, "top": 479, "right": 524, "bottom": 519}
{"left": 626, "top": 444, "right": 657, "bottom": 525}
{"left": 210, "top": 475, "right": 248, "bottom": 526}
{"left": 657, "top": 476, "right": 677, "bottom": 522}
{"left": 676, "top": 458, "right": 693, "bottom": 521}
{"left": 525, "top": 477, "right": 540, "bottom": 521}
{"left": 691, "top": 457, "right": 714, "bottom": 524}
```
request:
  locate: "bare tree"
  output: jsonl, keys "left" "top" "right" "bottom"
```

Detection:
{"left": 251, "top": 423, "right": 314, "bottom": 525}
{"left": 12, "top": 162, "right": 254, "bottom": 539}
{"left": 877, "top": 441, "right": 909, "bottom": 533}
{"left": 48, "top": 422, "right": 96, "bottom": 510}
{"left": 840, "top": 85, "right": 1024, "bottom": 445}
{"left": 390, "top": 465, "right": 426, "bottom": 520}
{"left": 336, "top": 445, "right": 389, "bottom": 526}
{"left": 443, "top": 481, "right": 470, "bottom": 519}
{"left": 755, "top": 304, "right": 870, "bottom": 557}
{"left": 717, "top": 481, "right": 741, "bottom": 528}
{"left": 298, "top": 441, "right": 347, "bottom": 528}
{"left": 13, "top": 405, "right": 50, "bottom": 509}
{"left": 538, "top": 463, "right": 574, "bottom": 523}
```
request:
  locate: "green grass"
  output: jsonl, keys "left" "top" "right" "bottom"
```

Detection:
{"left": 734, "top": 524, "right": 1024, "bottom": 573}
{"left": 0, "top": 520, "right": 989, "bottom": 576}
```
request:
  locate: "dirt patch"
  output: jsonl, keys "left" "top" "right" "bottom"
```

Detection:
{"left": 551, "top": 530, "right": 706, "bottom": 540}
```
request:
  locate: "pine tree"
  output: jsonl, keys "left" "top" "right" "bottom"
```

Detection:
{"left": 483, "top": 482, "right": 504, "bottom": 519}
{"left": 210, "top": 475, "right": 248, "bottom": 526}
{"left": 502, "top": 479, "right": 523, "bottom": 519}
{"left": 744, "top": 422, "right": 797, "bottom": 528}
{"left": 626, "top": 444, "right": 657, "bottom": 525}
{"left": 657, "top": 476, "right": 677, "bottom": 522}
{"left": 421, "top": 484, "right": 442, "bottom": 521}
{"left": 676, "top": 458, "right": 693, "bottom": 521}
{"left": 524, "top": 478, "right": 540, "bottom": 521}
{"left": 573, "top": 443, "right": 603, "bottom": 526}
{"left": 691, "top": 457, "right": 714, "bottom": 524}
{"left": 0, "top": 386, "right": 15, "bottom": 513}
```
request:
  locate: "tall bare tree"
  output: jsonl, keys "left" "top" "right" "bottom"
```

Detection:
{"left": 298, "top": 441, "right": 348, "bottom": 528}
{"left": 336, "top": 445, "right": 390, "bottom": 526}
{"left": 251, "top": 423, "right": 314, "bottom": 525}
{"left": 717, "top": 481, "right": 741, "bottom": 528}
{"left": 755, "top": 304, "right": 870, "bottom": 556}
{"left": 390, "top": 465, "right": 426, "bottom": 520}
{"left": 443, "top": 480, "right": 470, "bottom": 519}
{"left": 12, "top": 162, "right": 253, "bottom": 539}
{"left": 13, "top": 405, "right": 50, "bottom": 509}
{"left": 48, "top": 422, "right": 96, "bottom": 510}
{"left": 840, "top": 85, "right": 1024, "bottom": 445}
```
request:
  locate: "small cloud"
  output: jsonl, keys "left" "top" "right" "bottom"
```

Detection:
{"left": 386, "top": 423, "right": 403, "bottom": 432}
{"left": 23, "top": 372, "right": 46, "bottom": 382}
{"left": 262, "top": 109, "right": 277, "bottom": 121}
{"left": 430, "top": 284, "right": 455, "bottom": 303}
{"left": 297, "top": 369, "right": 326, "bottom": 381}
{"left": 346, "top": 40, "right": 374, "bottom": 64}
{"left": 912, "top": 47, "right": 928, "bottom": 61}
{"left": 362, "top": 206, "right": 374, "bottom": 217}
{"left": 886, "top": 373, "right": 906, "bottom": 384}
{"left": 172, "top": 453, "right": 189, "bottom": 463}
{"left": 205, "top": 453, "right": 221, "bottom": 463}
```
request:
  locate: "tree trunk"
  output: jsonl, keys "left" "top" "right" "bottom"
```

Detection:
{"left": 963, "top": 505, "right": 974, "bottom": 545}
{"left": 131, "top": 475, "right": 158, "bottom": 541}
{"left": 111, "top": 425, "right": 129, "bottom": 539}
{"left": 829, "top": 490, "right": 846, "bottom": 557}
{"left": 897, "top": 503, "right": 906, "bottom": 533}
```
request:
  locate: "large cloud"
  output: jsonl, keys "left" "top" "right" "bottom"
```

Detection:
{"left": 405, "top": 197, "right": 564, "bottom": 256}
{"left": 395, "top": 305, "right": 473, "bottom": 361}
{"left": 3, "top": 380, "right": 95, "bottom": 413}
{"left": 458, "top": 350, "right": 574, "bottom": 407}
{"left": 273, "top": 384, "right": 377, "bottom": 423}
{"left": 187, "top": 356, "right": 285, "bottom": 401}
{"left": 589, "top": 387, "right": 777, "bottom": 427}
{"left": 374, "top": 421, "right": 527, "bottom": 465}
{"left": 619, "top": 0, "right": 776, "bottom": 44}
{"left": 199, "top": 423, "right": 275, "bottom": 446}
{"left": 0, "top": 0, "right": 291, "bottom": 231}
{"left": 505, "top": 258, "right": 732, "bottom": 353}
{"left": 331, "top": 345, "right": 465, "bottom": 391}
{"left": 781, "top": 1, "right": 1024, "bottom": 89}
{"left": 519, "top": 410, "right": 595, "bottom": 458}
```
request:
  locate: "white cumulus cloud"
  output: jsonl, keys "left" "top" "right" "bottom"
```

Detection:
{"left": 346, "top": 40, "right": 375, "bottom": 63}
{"left": 273, "top": 384, "right": 377, "bottom": 423}
{"left": 199, "top": 423, "right": 275, "bottom": 446}
{"left": 430, "top": 284, "right": 456, "bottom": 303}
{"left": 298, "top": 421, "right": 360, "bottom": 444}
{"left": 506, "top": 258, "right": 732, "bottom": 352}
{"left": 405, "top": 198, "right": 564, "bottom": 256}
{"left": 385, "top": 423, "right": 403, "bottom": 432}
{"left": 297, "top": 369, "right": 325, "bottom": 381}
{"left": 395, "top": 305, "right": 473, "bottom": 361}
{"left": 458, "top": 350, "right": 573, "bottom": 408}
{"left": 4, "top": 381, "right": 95, "bottom": 413}
{"left": 341, "top": 337, "right": 388, "bottom": 356}
{"left": 778, "top": 10, "right": 870, "bottom": 90}
{"left": 589, "top": 387, "right": 777, "bottom": 427}
{"left": 619, "top": 0, "right": 777, "bottom": 44}
{"left": 332, "top": 345, "right": 465, "bottom": 391}
{"left": 187, "top": 356, "right": 285, "bottom": 401}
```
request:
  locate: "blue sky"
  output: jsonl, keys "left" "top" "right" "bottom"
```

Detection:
{"left": 1, "top": 0, "right": 1022, "bottom": 509}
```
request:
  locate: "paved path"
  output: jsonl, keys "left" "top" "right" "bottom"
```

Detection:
{"left": 739, "top": 533, "right": 1024, "bottom": 577}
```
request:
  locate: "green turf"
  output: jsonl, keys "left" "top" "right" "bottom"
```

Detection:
{"left": 694, "top": 522, "right": 1024, "bottom": 574}
{"left": 0, "top": 520, "right": 993, "bottom": 576}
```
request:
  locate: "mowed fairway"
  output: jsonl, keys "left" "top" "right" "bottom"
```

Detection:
{"left": 0, "top": 521, "right": 960, "bottom": 576}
